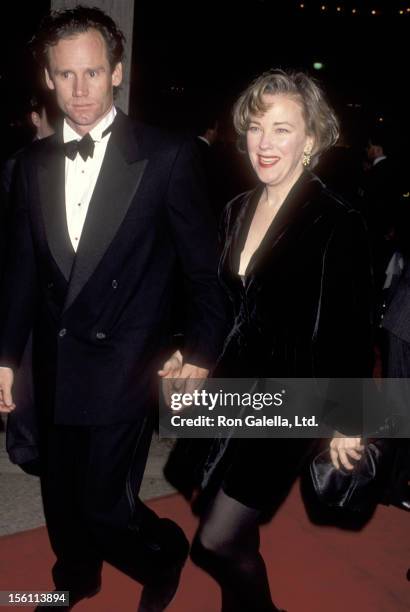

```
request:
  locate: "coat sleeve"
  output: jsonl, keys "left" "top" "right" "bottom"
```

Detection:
{"left": 382, "top": 256, "right": 410, "bottom": 344}
{"left": 0, "top": 155, "right": 38, "bottom": 369}
{"left": 312, "top": 207, "right": 374, "bottom": 434}
{"left": 165, "top": 139, "right": 228, "bottom": 369}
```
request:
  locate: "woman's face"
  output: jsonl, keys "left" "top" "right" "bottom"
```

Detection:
{"left": 246, "top": 93, "right": 313, "bottom": 188}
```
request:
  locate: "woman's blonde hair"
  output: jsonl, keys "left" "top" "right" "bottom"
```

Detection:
{"left": 233, "top": 69, "right": 340, "bottom": 161}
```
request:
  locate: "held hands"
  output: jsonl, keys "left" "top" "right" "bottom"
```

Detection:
{"left": 330, "top": 433, "right": 364, "bottom": 470}
{"left": 158, "top": 350, "right": 209, "bottom": 407}
{"left": 0, "top": 367, "right": 15, "bottom": 413}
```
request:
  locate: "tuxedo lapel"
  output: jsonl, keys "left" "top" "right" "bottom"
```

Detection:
{"left": 38, "top": 137, "right": 75, "bottom": 282}
{"left": 64, "top": 113, "right": 148, "bottom": 312}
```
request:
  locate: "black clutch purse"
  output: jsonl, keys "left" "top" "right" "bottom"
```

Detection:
{"left": 310, "top": 439, "right": 394, "bottom": 514}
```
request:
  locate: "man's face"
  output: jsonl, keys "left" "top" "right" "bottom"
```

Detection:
{"left": 45, "top": 29, "right": 122, "bottom": 136}
{"left": 366, "top": 140, "right": 382, "bottom": 162}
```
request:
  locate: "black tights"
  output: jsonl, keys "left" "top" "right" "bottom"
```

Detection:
{"left": 190, "top": 489, "right": 280, "bottom": 612}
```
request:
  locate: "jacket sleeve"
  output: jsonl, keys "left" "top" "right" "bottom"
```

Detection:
{"left": 0, "top": 155, "right": 38, "bottom": 369}
{"left": 313, "top": 208, "right": 374, "bottom": 434}
{"left": 165, "top": 139, "right": 228, "bottom": 369}
{"left": 382, "top": 256, "right": 410, "bottom": 344}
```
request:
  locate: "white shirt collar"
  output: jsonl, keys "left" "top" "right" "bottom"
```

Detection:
{"left": 63, "top": 106, "right": 117, "bottom": 143}
{"left": 198, "top": 135, "right": 211, "bottom": 146}
{"left": 373, "top": 155, "right": 387, "bottom": 167}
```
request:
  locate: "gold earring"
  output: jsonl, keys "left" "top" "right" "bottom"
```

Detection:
{"left": 303, "top": 150, "right": 311, "bottom": 167}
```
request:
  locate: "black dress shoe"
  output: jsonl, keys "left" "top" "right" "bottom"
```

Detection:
{"left": 34, "top": 585, "right": 100, "bottom": 610}
{"left": 138, "top": 561, "right": 186, "bottom": 612}
{"left": 137, "top": 519, "right": 189, "bottom": 612}
{"left": 399, "top": 499, "right": 410, "bottom": 511}
{"left": 391, "top": 496, "right": 410, "bottom": 512}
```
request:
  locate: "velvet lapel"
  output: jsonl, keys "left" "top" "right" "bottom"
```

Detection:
{"left": 38, "top": 133, "right": 75, "bottom": 282}
{"left": 63, "top": 111, "right": 148, "bottom": 312}
{"left": 219, "top": 186, "right": 261, "bottom": 288}
{"left": 227, "top": 171, "right": 324, "bottom": 284}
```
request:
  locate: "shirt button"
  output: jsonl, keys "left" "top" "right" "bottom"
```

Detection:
{"left": 59, "top": 328, "right": 67, "bottom": 338}
{"left": 96, "top": 331, "right": 106, "bottom": 340}
{"left": 112, "top": 279, "right": 118, "bottom": 289}
{"left": 47, "top": 282, "right": 54, "bottom": 289}
{"left": 78, "top": 203, "right": 81, "bottom": 207}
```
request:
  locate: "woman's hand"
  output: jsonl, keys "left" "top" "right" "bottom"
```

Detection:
{"left": 158, "top": 350, "right": 184, "bottom": 380}
{"left": 329, "top": 434, "right": 365, "bottom": 470}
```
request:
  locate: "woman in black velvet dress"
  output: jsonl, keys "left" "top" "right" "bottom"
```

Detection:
{"left": 163, "top": 70, "right": 374, "bottom": 612}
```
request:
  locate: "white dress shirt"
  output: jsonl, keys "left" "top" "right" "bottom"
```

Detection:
{"left": 373, "top": 155, "right": 387, "bottom": 167}
{"left": 197, "top": 135, "right": 211, "bottom": 146}
{"left": 64, "top": 106, "right": 116, "bottom": 251}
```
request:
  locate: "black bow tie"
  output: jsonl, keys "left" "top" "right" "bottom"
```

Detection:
{"left": 63, "top": 132, "right": 95, "bottom": 161}
{"left": 63, "top": 123, "right": 114, "bottom": 161}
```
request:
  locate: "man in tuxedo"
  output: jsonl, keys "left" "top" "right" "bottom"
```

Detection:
{"left": 360, "top": 129, "right": 399, "bottom": 297}
{"left": 0, "top": 6, "right": 226, "bottom": 611}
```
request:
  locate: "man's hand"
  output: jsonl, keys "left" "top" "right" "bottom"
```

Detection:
{"left": 158, "top": 351, "right": 209, "bottom": 406}
{"left": 0, "top": 367, "right": 15, "bottom": 413}
{"left": 158, "top": 350, "right": 183, "bottom": 407}
{"left": 330, "top": 434, "right": 364, "bottom": 470}
{"left": 176, "top": 362, "right": 209, "bottom": 395}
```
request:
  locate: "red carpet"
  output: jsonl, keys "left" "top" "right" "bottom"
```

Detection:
{"left": 0, "top": 483, "right": 409, "bottom": 611}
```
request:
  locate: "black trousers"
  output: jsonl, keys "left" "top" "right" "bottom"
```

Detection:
{"left": 39, "top": 418, "right": 187, "bottom": 591}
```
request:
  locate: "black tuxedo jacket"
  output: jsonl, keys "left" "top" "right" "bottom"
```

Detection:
{"left": 360, "top": 158, "right": 398, "bottom": 240}
{"left": 0, "top": 110, "right": 227, "bottom": 426}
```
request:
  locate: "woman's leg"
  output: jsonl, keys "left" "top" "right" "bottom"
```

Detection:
{"left": 190, "top": 489, "right": 280, "bottom": 612}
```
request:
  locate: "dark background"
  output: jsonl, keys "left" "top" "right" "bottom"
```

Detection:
{"left": 1, "top": 1, "right": 409, "bottom": 162}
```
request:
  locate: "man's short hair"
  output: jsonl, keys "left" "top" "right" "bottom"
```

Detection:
{"left": 368, "top": 126, "right": 389, "bottom": 153}
{"left": 31, "top": 5, "right": 125, "bottom": 71}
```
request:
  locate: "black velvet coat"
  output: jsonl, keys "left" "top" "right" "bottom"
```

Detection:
{"left": 165, "top": 170, "right": 374, "bottom": 511}
{"left": 215, "top": 170, "right": 374, "bottom": 380}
